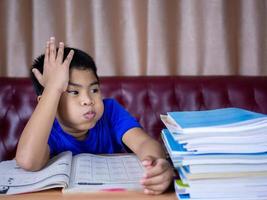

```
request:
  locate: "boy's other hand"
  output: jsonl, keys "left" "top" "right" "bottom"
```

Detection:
{"left": 32, "top": 37, "right": 74, "bottom": 94}
{"left": 140, "top": 156, "right": 174, "bottom": 195}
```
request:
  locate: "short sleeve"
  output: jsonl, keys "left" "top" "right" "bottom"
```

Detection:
{"left": 104, "top": 99, "right": 142, "bottom": 146}
{"left": 48, "top": 130, "right": 59, "bottom": 157}
{"left": 48, "top": 120, "right": 62, "bottom": 157}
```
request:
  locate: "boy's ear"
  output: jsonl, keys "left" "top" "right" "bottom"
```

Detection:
{"left": 37, "top": 95, "right": 42, "bottom": 102}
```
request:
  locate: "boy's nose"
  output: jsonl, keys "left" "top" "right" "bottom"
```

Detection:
{"left": 81, "top": 95, "right": 94, "bottom": 106}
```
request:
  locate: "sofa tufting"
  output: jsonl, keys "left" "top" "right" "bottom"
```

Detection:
{"left": 1, "top": 76, "right": 267, "bottom": 161}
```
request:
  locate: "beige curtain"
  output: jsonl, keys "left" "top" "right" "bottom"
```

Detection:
{"left": 0, "top": 0, "right": 266, "bottom": 77}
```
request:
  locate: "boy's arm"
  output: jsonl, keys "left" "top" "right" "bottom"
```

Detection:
{"left": 15, "top": 38, "right": 74, "bottom": 171}
{"left": 122, "top": 128, "right": 174, "bottom": 195}
{"left": 123, "top": 128, "right": 165, "bottom": 160}
{"left": 15, "top": 87, "right": 62, "bottom": 171}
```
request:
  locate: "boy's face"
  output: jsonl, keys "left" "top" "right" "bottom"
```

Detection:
{"left": 56, "top": 68, "right": 104, "bottom": 140}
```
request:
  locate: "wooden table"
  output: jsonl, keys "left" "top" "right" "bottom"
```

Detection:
{"left": 0, "top": 189, "right": 177, "bottom": 200}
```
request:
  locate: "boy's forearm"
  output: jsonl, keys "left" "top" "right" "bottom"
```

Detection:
{"left": 15, "top": 88, "right": 62, "bottom": 171}
{"left": 136, "top": 139, "right": 166, "bottom": 161}
{"left": 123, "top": 128, "right": 167, "bottom": 161}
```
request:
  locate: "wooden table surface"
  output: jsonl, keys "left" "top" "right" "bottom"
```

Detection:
{"left": 0, "top": 189, "right": 177, "bottom": 200}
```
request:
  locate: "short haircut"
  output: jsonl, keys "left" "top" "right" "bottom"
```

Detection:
{"left": 31, "top": 47, "right": 99, "bottom": 96}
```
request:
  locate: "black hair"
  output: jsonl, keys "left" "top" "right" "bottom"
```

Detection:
{"left": 31, "top": 47, "right": 99, "bottom": 96}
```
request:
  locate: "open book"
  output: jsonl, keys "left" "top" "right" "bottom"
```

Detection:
{"left": 0, "top": 151, "right": 144, "bottom": 195}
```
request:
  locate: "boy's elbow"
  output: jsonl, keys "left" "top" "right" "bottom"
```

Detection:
{"left": 15, "top": 155, "right": 44, "bottom": 172}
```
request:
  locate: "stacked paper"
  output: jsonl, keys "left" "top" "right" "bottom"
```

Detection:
{"left": 161, "top": 108, "right": 267, "bottom": 200}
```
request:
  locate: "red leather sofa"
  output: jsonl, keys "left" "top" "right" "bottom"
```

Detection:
{"left": 1, "top": 76, "right": 267, "bottom": 161}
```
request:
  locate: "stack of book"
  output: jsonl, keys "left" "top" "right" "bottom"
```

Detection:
{"left": 160, "top": 107, "right": 267, "bottom": 200}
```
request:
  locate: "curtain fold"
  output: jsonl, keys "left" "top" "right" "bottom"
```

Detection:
{"left": 0, "top": 0, "right": 266, "bottom": 77}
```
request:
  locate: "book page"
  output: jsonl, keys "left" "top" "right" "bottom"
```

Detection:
{"left": 186, "top": 163, "right": 267, "bottom": 174}
{"left": 67, "top": 153, "right": 144, "bottom": 192}
{"left": 0, "top": 151, "right": 72, "bottom": 195}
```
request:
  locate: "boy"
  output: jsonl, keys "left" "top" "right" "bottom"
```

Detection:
{"left": 15, "top": 37, "right": 173, "bottom": 195}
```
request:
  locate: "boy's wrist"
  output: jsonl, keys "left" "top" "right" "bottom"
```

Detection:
{"left": 43, "top": 84, "right": 65, "bottom": 97}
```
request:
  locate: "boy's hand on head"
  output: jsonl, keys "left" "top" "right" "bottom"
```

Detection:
{"left": 32, "top": 37, "right": 74, "bottom": 94}
{"left": 140, "top": 156, "right": 174, "bottom": 195}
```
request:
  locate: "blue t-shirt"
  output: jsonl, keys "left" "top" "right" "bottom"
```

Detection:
{"left": 48, "top": 98, "right": 142, "bottom": 157}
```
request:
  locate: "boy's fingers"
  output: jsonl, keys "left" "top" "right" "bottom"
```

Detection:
{"left": 63, "top": 50, "right": 74, "bottom": 66}
{"left": 144, "top": 159, "right": 171, "bottom": 178}
{"left": 141, "top": 172, "right": 170, "bottom": 186}
{"left": 56, "top": 42, "right": 64, "bottom": 64}
{"left": 32, "top": 68, "right": 44, "bottom": 86}
{"left": 143, "top": 188, "right": 163, "bottom": 195}
{"left": 44, "top": 41, "right": 49, "bottom": 66}
{"left": 143, "top": 180, "right": 171, "bottom": 193}
{"left": 142, "top": 156, "right": 155, "bottom": 167}
{"left": 49, "top": 37, "right": 56, "bottom": 61}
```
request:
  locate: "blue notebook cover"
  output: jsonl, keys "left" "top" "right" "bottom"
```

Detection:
{"left": 167, "top": 107, "right": 267, "bottom": 129}
{"left": 177, "top": 193, "right": 190, "bottom": 200}
{"left": 162, "top": 129, "right": 189, "bottom": 153}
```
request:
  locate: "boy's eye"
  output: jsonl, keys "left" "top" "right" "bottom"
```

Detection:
{"left": 91, "top": 88, "right": 99, "bottom": 93}
{"left": 67, "top": 90, "right": 79, "bottom": 95}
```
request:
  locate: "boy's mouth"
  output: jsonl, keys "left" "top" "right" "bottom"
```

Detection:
{"left": 83, "top": 111, "right": 96, "bottom": 120}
